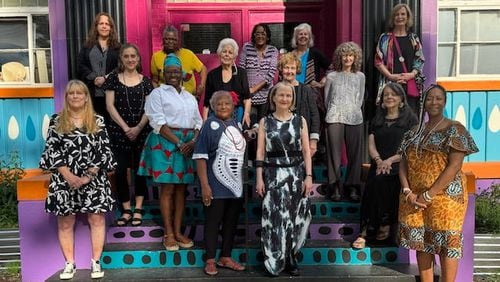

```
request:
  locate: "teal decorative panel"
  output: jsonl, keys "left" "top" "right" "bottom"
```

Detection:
{"left": 0, "top": 98, "right": 54, "bottom": 168}
{"left": 468, "top": 92, "right": 487, "bottom": 161}
{"left": 486, "top": 91, "right": 500, "bottom": 161}
{"left": 449, "top": 92, "right": 470, "bottom": 161}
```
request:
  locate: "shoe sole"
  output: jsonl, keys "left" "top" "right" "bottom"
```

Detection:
{"left": 177, "top": 240, "right": 194, "bottom": 249}
{"left": 59, "top": 273, "right": 75, "bottom": 280}
{"left": 91, "top": 272, "right": 104, "bottom": 279}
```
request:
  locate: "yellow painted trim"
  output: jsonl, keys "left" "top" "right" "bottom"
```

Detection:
{"left": 438, "top": 81, "right": 500, "bottom": 92}
{"left": 0, "top": 87, "right": 54, "bottom": 98}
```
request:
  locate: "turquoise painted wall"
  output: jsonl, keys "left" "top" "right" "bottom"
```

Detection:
{"left": 0, "top": 91, "right": 498, "bottom": 169}
{"left": 0, "top": 98, "right": 54, "bottom": 168}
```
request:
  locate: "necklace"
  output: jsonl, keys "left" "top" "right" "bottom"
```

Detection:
{"left": 122, "top": 73, "right": 145, "bottom": 124}
{"left": 422, "top": 117, "right": 445, "bottom": 141}
{"left": 415, "top": 117, "right": 445, "bottom": 157}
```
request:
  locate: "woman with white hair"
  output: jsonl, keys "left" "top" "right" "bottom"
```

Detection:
{"left": 203, "top": 38, "right": 251, "bottom": 127}
{"left": 291, "top": 23, "right": 331, "bottom": 89}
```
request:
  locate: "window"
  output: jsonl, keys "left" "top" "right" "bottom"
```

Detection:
{"left": 0, "top": 11, "right": 51, "bottom": 85}
{"left": 438, "top": 2, "right": 500, "bottom": 79}
{"left": 181, "top": 24, "right": 231, "bottom": 54}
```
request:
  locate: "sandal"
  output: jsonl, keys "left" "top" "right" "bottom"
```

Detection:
{"left": 376, "top": 225, "right": 390, "bottom": 241}
{"left": 352, "top": 237, "right": 366, "bottom": 249}
{"left": 217, "top": 257, "right": 245, "bottom": 271}
{"left": 162, "top": 234, "right": 179, "bottom": 251}
{"left": 175, "top": 234, "right": 194, "bottom": 249}
{"left": 130, "top": 208, "right": 145, "bottom": 227}
{"left": 115, "top": 209, "right": 133, "bottom": 226}
{"left": 204, "top": 259, "right": 218, "bottom": 276}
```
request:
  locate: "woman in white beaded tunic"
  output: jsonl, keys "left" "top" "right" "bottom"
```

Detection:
{"left": 255, "top": 81, "right": 313, "bottom": 276}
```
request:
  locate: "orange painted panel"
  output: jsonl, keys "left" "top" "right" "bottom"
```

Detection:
{"left": 17, "top": 171, "right": 49, "bottom": 201}
{"left": 0, "top": 87, "right": 54, "bottom": 98}
{"left": 438, "top": 81, "right": 500, "bottom": 92}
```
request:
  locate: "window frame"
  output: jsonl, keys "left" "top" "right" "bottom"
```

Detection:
{"left": 0, "top": 7, "right": 51, "bottom": 87}
{"left": 438, "top": 1, "right": 500, "bottom": 80}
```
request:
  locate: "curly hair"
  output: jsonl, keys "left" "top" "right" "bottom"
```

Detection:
{"left": 277, "top": 52, "right": 301, "bottom": 74}
{"left": 84, "top": 12, "right": 120, "bottom": 49}
{"left": 331, "top": 41, "right": 362, "bottom": 73}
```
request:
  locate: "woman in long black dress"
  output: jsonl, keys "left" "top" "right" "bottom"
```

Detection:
{"left": 255, "top": 81, "right": 313, "bottom": 276}
{"left": 352, "top": 82, "right": 416, "bottom": 248}
{"left": 104, "top": 43, "right": 153, "bottom": 226}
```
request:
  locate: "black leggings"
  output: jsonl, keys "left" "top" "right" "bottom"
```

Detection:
{"left": 113, "top": 147, "right": 147, "bottom": 203}
{"left": 203, "top": 198, "right": 243, "bottom": 259}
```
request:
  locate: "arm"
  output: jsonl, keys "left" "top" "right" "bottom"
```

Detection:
{"left": 255, "top": 118, "right": 266, "bottom": 198}
{"left": 374, "top": 34, "right": 400, "bottom": 82}
{"left": 240, "top": 69, "right": 252, "bottom": 127}
{"left": 196, "top": 159, "right": 213, "bottom": 206}
{"left": 300, "top": 117, "right": 313, "bottom": 196}
{"left": 399, "top": 156, "right": 426, "bottom": 209}
{"left": 195, "top": 65, "right": 207, "bottom": 99}
{"left": 150, "top": 52, "right": 162, "bottom": 88}
{"left": 105, "top": 89, "right": 132, "bottom": 136}
{"left": 304, "top": 86, "right": 320, "bottom": 155}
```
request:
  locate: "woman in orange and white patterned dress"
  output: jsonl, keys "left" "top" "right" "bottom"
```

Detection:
{"left": 398, "top": 84, "right": 478, "bottom": 282}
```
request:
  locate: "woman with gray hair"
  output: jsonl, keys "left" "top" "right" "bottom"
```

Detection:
{"left": 203, "top": 38, "right": 251, "bottom": 127}
{"left": 194, "top": 90, "right": 246, "bottom": 276}
{"left": 291, "top": 23, "right": 331, "bottom": 89}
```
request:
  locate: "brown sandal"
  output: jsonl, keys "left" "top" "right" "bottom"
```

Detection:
{"left": 175, "top": 234, "right": 194, "bottom": 249}
{"left": 204, "top": 259, "right": 218, "bottom": 276}
{"left": 217, "top": 257, "right": 245, "bottom": 271}
{"left": 162, "top": 234, "right": 179, "bottom": 251}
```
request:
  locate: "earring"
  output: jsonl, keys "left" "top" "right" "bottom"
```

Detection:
{"left": 399, "top": 103, "right": 404, "bottom": 108}
{"left": 381, "top": 103, "right": 386, "bottom": 109}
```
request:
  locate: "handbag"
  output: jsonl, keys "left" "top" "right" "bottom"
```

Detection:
{"left": 392, "top": 34, "right": 420, "bottom": 97}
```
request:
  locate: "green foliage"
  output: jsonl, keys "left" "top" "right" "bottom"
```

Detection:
{"left": 475, "top": 183, "right": 500, "bottom": 234}
{"left": 0, "top": 151, "right": 25, "bottom": 229}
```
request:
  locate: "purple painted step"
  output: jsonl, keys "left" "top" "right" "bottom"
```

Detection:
{"left": 106, "top": 222, "right": 359, "bottom": 243}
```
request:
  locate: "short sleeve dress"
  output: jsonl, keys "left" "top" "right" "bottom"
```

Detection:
{"left": 39, "top": 115, "right": 116, "bottom": 216}
{"left": 398, "top": 122, "right": 478, "bottom": 258}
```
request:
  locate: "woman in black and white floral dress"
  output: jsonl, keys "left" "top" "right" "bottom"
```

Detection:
{"left": 255, "top": 81, "right": 313, "bottom": 276}
{"left": 40, "top": 79, "right": 116, "bottom": 280}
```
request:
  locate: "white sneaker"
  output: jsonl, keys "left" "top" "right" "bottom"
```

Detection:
{"left": 59, "top": 261, "right": 76, "bottom": 280}
{"left": 90, "top": 259, "right": 104, "bottom": 279}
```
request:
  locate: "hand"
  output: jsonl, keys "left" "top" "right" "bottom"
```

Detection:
{"left": 179, "top": 141, "right": 195, "bottom": 156}
{"left": 244, "top": 128, "right": 258, "bottom": 140}
{"left": 126, "top": 126, "right": 141, "bottom": 141}
{"left": 376, "top": 159, "right": 392, "bottom": 175}
{"left": 309, "top": 80, "right": 323, "bottom": 88}
{"left": 63, "top": 172, "right": 86, "bottom": 190}
{"left": 201, "top": 186, "right": 213, "bottom": 206}
{"left": 243, "top": 112, "right": 251, "bottom": 128}
{"left": 400, "top": 72, "right": 415, "bottom": 82}
{"left": 255, "top": 179, "right": 265, "bottom": 198}
{"left": 94, "top": 76, "right": 105, "bottom": 87}
{"left": 195, "top": 84, "right": 205, "bottom": 99}
{"left": 309, "top": 140, "right": 318, "bottom": 156}
{"left": 407, "top": 192, "right": 427, "bottom": 209}
{"left": 302, "top": 176, "right": 313, "bottom": 196}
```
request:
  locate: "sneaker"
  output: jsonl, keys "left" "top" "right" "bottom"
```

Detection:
{"left": 90, "top": 259, "right": 104, "bottom": 279}
{"left": 59, "top": 261, "right": 76, "bottom": 280}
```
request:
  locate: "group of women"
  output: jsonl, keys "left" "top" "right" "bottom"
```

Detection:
{"left": 40, "top": 4, "right": 478, "bottom": 281}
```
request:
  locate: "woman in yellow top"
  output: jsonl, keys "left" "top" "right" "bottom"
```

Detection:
{"left": 398, "top": 84, "right": 478, "bottom": 282}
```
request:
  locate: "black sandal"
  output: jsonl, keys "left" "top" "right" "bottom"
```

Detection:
{"left": 115, "top": 209, "right": 133, "bottom": 226}
{"left": 130, "top": 208, "right": 145, "bottom": 227}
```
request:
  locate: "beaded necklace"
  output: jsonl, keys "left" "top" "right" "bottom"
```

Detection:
{"left": 122, "top": 73, "right": 145, "bottom": 124}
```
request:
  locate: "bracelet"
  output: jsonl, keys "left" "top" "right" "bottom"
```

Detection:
{"left": 83, "top": 171, "right": 96, "bottom": 181}
{"left": 373, "top": 156, "right": 381, "bottom": 162}
{"left": 422, "top": 191, "right": 433, "bottom": 203}
{"left": 405, "top": 192, "right": 412, "bottom": 203}
{"left": 254, "top": 160, "right": 264, "bottom": 168}
{"left": 402, "top": 187, "right": 412, "bottom": 196}
{"left": 176, "top": 140, "right": 183, "bottom": 148}
{"left": 305, "top": 174, "right": 313, "bottom": 178}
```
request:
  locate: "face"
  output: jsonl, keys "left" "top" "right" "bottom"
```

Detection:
{"left": 253, "top": 26, "right": 267, "bottom": 47}
{"left": 393, "top": 7, "right": 408, "bottom": 28}
{"left": 341, "top": 53, "right": 355, "bottom": 70}
{"left": 163, "top": 31, "right": 179, "bottom": 52}
{"left": 214, "top": 95, "right": 234, "bottom": 120}
{"left": 121, "top": 47, "right": 139, "bottom": 71}
{"left": 296, "top": 29, "right": 310, "bottom": 47}
{"left": 66, "top": 87, "right": 88, "bottom": 111}
{"left": 164, "top": 65, "right": 182, "bottom": 89}
{"left": 424, "top": 88, "right": 446, "bottom": 117}
{"left": 97, "top": 15, "right": 111, "bottom": 38}
{"left": 382, "top": 87, "right": 403, "bottom": 110}
{"left": 281, "top": 62, "right": 297, "bottom": 83}
{"left": 272, "top": 86, "right": 294, "bottom": 111}
{"left": 219, "top": 45, "right": 235, "bottom": 66}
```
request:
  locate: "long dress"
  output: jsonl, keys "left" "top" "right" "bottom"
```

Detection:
{"left": 39, "top": 115, "right": 116, "bottom": 216}
{"left": 360, "top": 118, "right": 411, "bottom": 235}
{"left": 398, "top": 122, "right": 478, "bottom": 258}
{"left": 261, "top": 113, "right": 311, "bottom": 275}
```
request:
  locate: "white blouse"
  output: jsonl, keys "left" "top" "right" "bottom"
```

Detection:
{"left": 145, "top": 84, "right": 203, "bottom": 133}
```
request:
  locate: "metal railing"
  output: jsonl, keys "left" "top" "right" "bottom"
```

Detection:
{"left": 0, "top": 229, "right": 20, "bottom": 270}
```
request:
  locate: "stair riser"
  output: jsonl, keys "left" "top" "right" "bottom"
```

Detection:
{"left": 107, "top": 223, "right": 360, "bottom": 243}
{"left": 101, "top": 247, "right": 400, "bottom": 269}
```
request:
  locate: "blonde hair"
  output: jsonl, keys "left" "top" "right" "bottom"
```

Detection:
{"left": 268, "top": 81, "right": 296, "bottom": 112}
{"left": 388, "top": 4, "right": 414, "bottom": 31}
{"left": 56, "top": 80, "right": 99, "bottom": 134}
{"left": 278, "top": 52, "right": 302, "bottom": 74}
{"left": 332, "top": 41, "right": 363, "bottom": 72}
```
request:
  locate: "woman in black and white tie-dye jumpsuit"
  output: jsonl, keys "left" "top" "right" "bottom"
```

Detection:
{"left": 255, "top": 82, "right": 313, "bottom": 276}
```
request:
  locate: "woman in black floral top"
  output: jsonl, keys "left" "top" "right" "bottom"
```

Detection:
{"left": 103, "top": 43, "right": 153, "bottom": 227}
{"left": 39, "top": 79, "right": 116, "bottom": 279}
